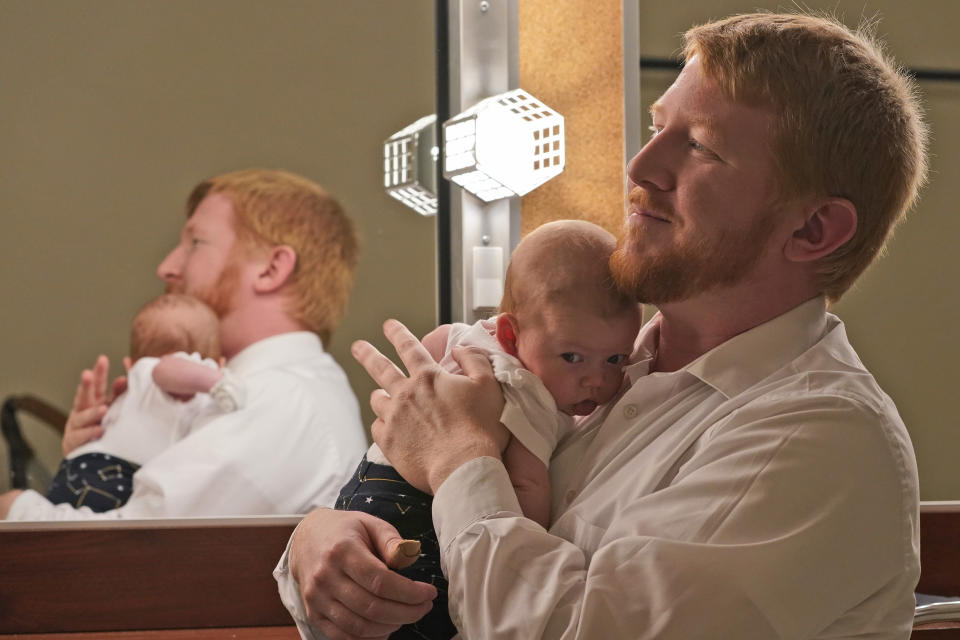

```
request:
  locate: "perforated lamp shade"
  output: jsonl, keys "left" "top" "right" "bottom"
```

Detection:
{"left": 443, "top": 89, "right": 565, "bottom": 202}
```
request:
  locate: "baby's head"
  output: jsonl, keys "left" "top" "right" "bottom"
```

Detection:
{"left": 496, "top": 220, "right": 641, "bottom": 416}
{"left": 129, "top": 293, "right": 222, "bottom": 362}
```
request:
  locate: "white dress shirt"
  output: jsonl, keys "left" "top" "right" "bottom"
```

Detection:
{"left": 275, "top": 298, "right": 919, "bottom": 639}
{"left": 8, "top": 332, "right": 368, "bottom": 520}
{"left": 68, "top": 352, "right": 229, "bottom": 466}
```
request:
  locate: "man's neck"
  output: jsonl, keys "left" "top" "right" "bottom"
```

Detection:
{"left": 651, "top": 283, "right": 819, "bottom": 373}
{"left": 218, "top": 308, "right": 307, "bottom": 359}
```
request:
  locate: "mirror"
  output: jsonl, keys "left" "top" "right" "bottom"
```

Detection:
{"left": 0, "top": 1, "right": 437, "bottom": 515}
{"left": 637, "top": 0, "right": 958, "bottom": 499}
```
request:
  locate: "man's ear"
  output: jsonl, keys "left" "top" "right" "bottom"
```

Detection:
{"left": 784, "top": 197, "right": 857, "bottom": 263}
{"left": 253, "top": 245, "right": 298, "bottom": 294}
{"left": 495, "top": 313, "right": 520, "bottom": 357}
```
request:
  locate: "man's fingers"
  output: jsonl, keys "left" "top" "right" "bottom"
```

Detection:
{"left": 325, "top": 571, "right": 432, "bottom": 629}
{"left": 71, "top": 404, "right": 108, "bottom": 430}
{"left": 62, "top": 424, "right": 104, "bottom": 456}
{"left": 351, "top": 340, "right": 407, "bottom": 391}
{"left": 91, "top": 355, "right": 110, "bottom": 403}
{"left": 307, "top": 590, "right": 400, "bottom": 639}
{"left": 312, "top": 611, "right": 392, "bottom": 640}
{"left": 368, "top": 389, "right": 391, "bottom": 420}
{"left": 382, "top": 319, "right": 435, "bottom": 374}
{"left": 341, "top": 550, "right": 436, "bottom": 608}
{"left": 109, "top": 375, "right": 128, "bottom": 403}
{"left": 450, "top": 344, "right": 496, "bottom": 381}
{"left": 73, "top": 370, "right": 94, "bottom": 412}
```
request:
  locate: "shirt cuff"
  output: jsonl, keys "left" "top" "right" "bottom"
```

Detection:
{"left": 433, "top": 456, "right": 523, "bottom": 553}
{"left": 210, "top": 368, "right": 245, "bottom": 412}
{"left": 273, "top": 518, "right": 327, "bottom": 640}
{"left": 7, "top": 489, "right": 65, "bottom": 521}
{"left": 6, "top": 489, "right": 40, "bottom": 520}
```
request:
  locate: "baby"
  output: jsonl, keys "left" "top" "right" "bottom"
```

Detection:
{"left": 44, "top": 293, "right": 244, "bottom": 512}
{"left": 336, "top": 219, "right": 641, "bottom": 640}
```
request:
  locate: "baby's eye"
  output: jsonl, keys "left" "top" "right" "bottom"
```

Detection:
{"left": 607, "top": 354, "right": 627, "bottom": 365}
{"left": 561, "top": 353, "right": 583, "bottom": 364}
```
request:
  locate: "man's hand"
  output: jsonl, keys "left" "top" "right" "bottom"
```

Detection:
{"left": 0, "top": 490, "right": 24, "bottom": 519}
{"left": 352, "top": 319, "right": 508, "bottom": 494}
{"left": 291, "top": 508, "right": 437, "bottom": 640}
{"left": 61, "top": 355, "right": 126, "bottom": 456}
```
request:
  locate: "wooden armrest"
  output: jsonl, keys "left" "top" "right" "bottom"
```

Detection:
{"left": 8, "top": 393, "right": 68, "bottom": 434}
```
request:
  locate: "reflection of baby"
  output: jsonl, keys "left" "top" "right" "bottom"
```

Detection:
{"left": 45, "top": 293, "right": 245, "bottom": 512}
{"left": 335, "top": 220, "right": 641, "bottom": 640}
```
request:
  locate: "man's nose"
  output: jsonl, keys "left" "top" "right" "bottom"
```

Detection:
{"left": 156, "top": 246, "right": 183, "bottom": 282}
{"left": 626, "top": 133, "right": 675, "bottom": 192}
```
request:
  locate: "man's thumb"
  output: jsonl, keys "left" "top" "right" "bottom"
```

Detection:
{"left": 382, "top": 537, "right": 421, "bottom": 570}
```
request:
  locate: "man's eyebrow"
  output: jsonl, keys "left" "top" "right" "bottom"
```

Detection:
{"left": 649, "top": 102, "right": 724, "bottom": 144}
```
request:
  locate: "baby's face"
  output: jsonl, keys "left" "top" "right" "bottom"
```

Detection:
{"left": 515, "top": 305, "right": 640, "bottom": 416}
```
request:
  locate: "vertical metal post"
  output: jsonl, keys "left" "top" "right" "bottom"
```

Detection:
{"left": 623, "top": 0, "right": 641, "bottom": 163}
{"left": 445, "top": 0, "right": 521, "bottom": 324}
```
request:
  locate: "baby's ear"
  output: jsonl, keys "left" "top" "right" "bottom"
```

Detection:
{"left": 495, "top": 313, "right": 520, "bottom": 357}
{"left": 123, "top": 356, "right": 133, "bottom": 372}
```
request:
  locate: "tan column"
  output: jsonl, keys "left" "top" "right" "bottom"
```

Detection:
{"left": 518, "top": 0, "right": 628, "bottom": 236}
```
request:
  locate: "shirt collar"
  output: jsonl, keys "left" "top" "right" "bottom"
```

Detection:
{"left": 226, "top": 331, "right": 324, "bottom": 376}
{"left": 626, "top": 297, "right": 831, "bottom": 398}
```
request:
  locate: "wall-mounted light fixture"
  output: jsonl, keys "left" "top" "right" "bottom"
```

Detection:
{"left": 383, "top": 114, "right": 439, "bottom": 216}
{"left": 442, "top": 89, "right": 565, "bottom": 202}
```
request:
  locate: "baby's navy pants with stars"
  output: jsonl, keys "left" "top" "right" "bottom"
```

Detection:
{"left": 336, "top": 454, "right": 458, "bottom": 640}
{"left": 45, "top": 452, "right": 140, "bottom": 512}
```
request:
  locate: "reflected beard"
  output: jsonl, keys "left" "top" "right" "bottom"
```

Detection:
{"left": 167, "top": 259, "right": 242, "bottom": 319}
{"left": 610, "top": 214, "right": 778, "bottom": 304}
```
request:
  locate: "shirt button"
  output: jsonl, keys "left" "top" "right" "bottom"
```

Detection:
{"left": 623, "top": 404, "right": 639, "bottom": 418}
{"left": 565, "top": 490, "right": 577, "bottom": 504}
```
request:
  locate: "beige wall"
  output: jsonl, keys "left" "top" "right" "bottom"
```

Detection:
{"left": 0, "top": 0, "right": 437, "bottom": 484}
{"left": 3, "top": 1, "right": 956, "bottom": 503}
{"left": 639, "top": 0, "right": 960, "bottom": 499}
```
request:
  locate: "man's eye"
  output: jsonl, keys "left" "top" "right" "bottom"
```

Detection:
{"left": 561, "top": 353, "right": 583, "bottom": 363}
{"left": 689, "top": 139, "right": 720, "bottom": 159}
{"left": 607, "top": 354, "right": 627, "bottom": 365}
{"left": 648, "top": 124, "right": 663, "bottom": 138}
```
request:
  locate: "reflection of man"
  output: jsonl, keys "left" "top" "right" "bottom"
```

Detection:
{"left": 1, "top": 168, "right": 368, "bottom": 520}
{"left": 277, "top": 13, "right": 928, "bottom": 639}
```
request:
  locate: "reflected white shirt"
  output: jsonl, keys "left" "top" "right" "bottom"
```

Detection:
{"left": 8, "top": 332, "right": 368, "bottom": 520}
{"left": 276, "top": 298, "right": 919, "bottom": 639}
{"left": 68, "top": 352, "right": 227, "bottom": 466}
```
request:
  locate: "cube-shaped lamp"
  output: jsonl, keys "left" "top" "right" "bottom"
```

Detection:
{"left": 383, "top": 114, "right": 438, "bottom": 216}
{"left": 443, "top": 89, "right": 565, "bottom": 202}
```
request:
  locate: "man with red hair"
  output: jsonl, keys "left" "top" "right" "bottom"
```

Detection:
{"left": 279, "top": 12, "right": 927, "bottom": 640}
{"left": 2, "top": 169, "right": 368, "bottom": 520}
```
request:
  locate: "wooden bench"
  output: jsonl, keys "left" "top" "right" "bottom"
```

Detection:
{"left": 0, "top": 517, "right": 300, "bottom": 638}
{"left": 914, "top": 502, "right": 960, "bottom": 639}
{"left": 1, "top": 503, "right": 957, "bottom": 638}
